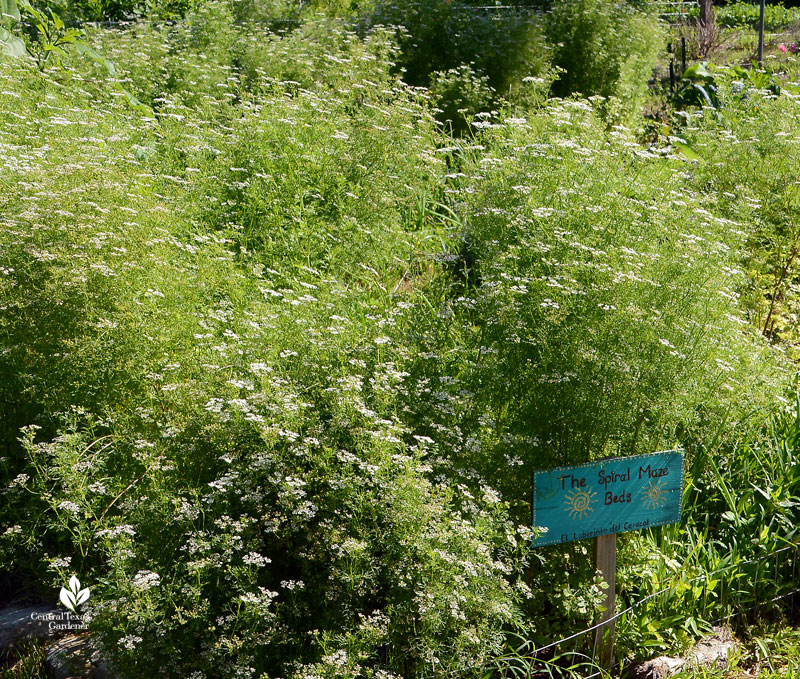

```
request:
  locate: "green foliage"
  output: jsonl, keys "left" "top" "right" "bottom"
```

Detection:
{"left": 0, "top": 14, "right": 25, "bottom": 55}
{"left": 1, "top": 4, "right": 800, "bottom": 677}
{"left": 506, "top": 69, "right": 562, "bottom": 113}
{"left": 367, "top": 0, "right": 549, "bottom": 98}
{"left": 674, "top": 62, "right": 786, "bottom": 112}
{"left": 0, "top": 0, "right": 25, "bottom": 56}
{"left": 547, "top": 0, "right": 663, "bottom": 121}
{"left": 0, "top": 0, "right": 20, "bottom": 21}
{"left": 395, "top": 100, "right": 787, "bottom": 647}
{"left": 228, "top": 0, "right": 301, "bottom": 26}
{"left": 66, "top": 0, "right": 136, "bottom": 21}
{"left": 17, "top": 0, "right": 83, "bottom": 70}
{"left": 676, "top": 78, "right": 800, "bottom": 350}
{"left": 610, "top": 71, "right": 800, "bottom": 659}
{"left": 415, "top": 102, "right": 785, "bottom": 486}
{"left": 616, "top": 398, "right": 800, "bottom": 658}
{"left": 0, "top": 25, "right": 530, "bottom": 678}
{"left": 688, "top": 0, "right": 800, "bottom": 31}
{"left": 429, "top": 64, "right": 495, "bottom": 135}
{"left": 674, "top": 61, "right": 721, "bottom": 110}
{"left": 0, "top": 0, "right": 121, "bottom": 76}
{"left": 236, "top": 18, "right": 405, "bottom": 96}
{"left": 0, "top": 639, "right": 49, "bottom": 679}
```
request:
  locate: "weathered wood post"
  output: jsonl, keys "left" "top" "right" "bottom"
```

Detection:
{"left": 594, "top": 533, "right": 617, "bottom": 667}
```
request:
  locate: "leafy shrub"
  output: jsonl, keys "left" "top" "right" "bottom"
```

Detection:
{"left": 65, "top": 0, "right": 137, "bottom": 21}
{"left": 429, "top": 64, "right": 495, "bottom": 135}
{"left": 15, "top": 0, "right": 190, "bottom": 23}
{"left": 0, "top": 26, "right": 531, "bottom": 679}
{"left": 674, "top": 76, "right": 800, "bottom": 351}
{"left": 547, "top": 0, "right": 663, "bottom": 121}
{"left": 140, "top": 0, "right": 193, "bottom": 20}
{"left": 405, "top": 100, "right": 787, "bottom": 515}
{"left": 673, "top": 61, "right": 785, "bottom": 112}
{"left": 228, "top": 0, "right": 301, "bottom": 26}
{"left": 367, "top": 0, "right": 549, "bottom": 95}
{"left": 674, "top": 61, "right": 721, "bottom": 109}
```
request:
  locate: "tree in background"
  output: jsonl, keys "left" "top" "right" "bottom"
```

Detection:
{"left": 698, "top": 0, "right": 717, "bottom": 56}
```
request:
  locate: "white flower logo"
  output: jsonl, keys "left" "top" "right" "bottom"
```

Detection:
{"left": 59, "top": 575, "right": 90, "bottom": 613}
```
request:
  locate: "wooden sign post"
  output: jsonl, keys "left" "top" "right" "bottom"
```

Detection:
{"left": 594, "top": 533, "right": 617, "bottom": 666}
{"left": 532, "top": 451, "right": 685, "bottom": 665}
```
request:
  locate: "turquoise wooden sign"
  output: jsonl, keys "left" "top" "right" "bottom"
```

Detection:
{"left": 532, "top": 450, "right": 684, "bottom": 547}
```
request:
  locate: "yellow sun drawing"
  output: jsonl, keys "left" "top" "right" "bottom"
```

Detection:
{"left": 642, "top": 480, "right": 667, "bottom": 509}
{"left": 564, "top": 487, "right": 597, "bottom": 520}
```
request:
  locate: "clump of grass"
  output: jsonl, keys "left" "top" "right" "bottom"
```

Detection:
{"left": 0, "top": 640, "right": 49, "bottom": 679}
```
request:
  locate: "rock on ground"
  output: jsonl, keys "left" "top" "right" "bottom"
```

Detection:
{"left": 0, "top": 604, "right": 113, "bottom": 679}
{"left": 630, "top": 626, "right": 737, "bottom": 679}
{"left": 46, "top": 634, "right": 113, "bottom": 679}
{"left": 0, "top": 605, "right": 59, "bottom": 647}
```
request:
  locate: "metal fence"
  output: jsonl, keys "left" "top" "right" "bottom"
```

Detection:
{"left": 659, "top": 0, "right": 697, "bottom": 23}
